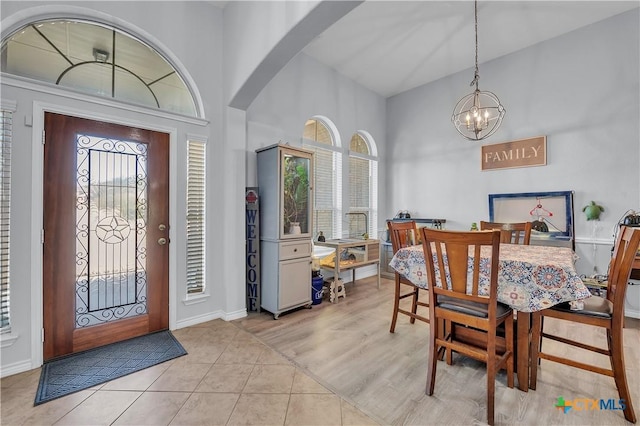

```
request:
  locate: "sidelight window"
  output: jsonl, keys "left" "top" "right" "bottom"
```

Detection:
{"left": 186, "top": 140, "right": 206, "bottom": 295}
{"left": 0, "top": 105, "right": 13, "bottom": 333}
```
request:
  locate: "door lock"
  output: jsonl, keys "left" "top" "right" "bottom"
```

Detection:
{"left": 158, "top": 237, "right": 167, "bottom": 245}
{"left": 159, "top": 224, "right": 167, "bottom": 231}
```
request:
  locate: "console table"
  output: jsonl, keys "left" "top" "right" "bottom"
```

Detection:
{"left": 316, "top": 239, "right": 380, "bottom": 302}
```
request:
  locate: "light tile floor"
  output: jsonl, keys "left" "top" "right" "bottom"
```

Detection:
{"left": 0, "top": 319, "right": 379, "bottom": 425}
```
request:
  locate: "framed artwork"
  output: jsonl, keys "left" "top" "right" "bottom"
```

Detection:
{"left": 488, "top": 190, "right": 574, "bottom": 248}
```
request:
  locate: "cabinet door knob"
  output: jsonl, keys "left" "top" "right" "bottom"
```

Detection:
{"left": 294, "top": 248, "right": 297, "bottom": 252}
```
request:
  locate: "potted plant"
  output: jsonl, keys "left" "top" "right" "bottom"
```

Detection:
{"left": 283, "top": 156, "right": 309, "bottom": 234}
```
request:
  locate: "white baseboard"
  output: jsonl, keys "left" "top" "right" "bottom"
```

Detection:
{"left": 174, "top": 308, "right": 247, "bottom": 330}
{"left": 223, "top": 309, "right": 248, "bottom": 321}
{"left": 0, "top": 359, "right": 35, "bottom": 379}
{"left": 174, "top": 311, "right": 224, "bottom": 329}
{"left": 625, "top": 310, "right": 640, "bottom": 319}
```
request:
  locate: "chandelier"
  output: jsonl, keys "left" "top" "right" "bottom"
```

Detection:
{"left": 452, "top": 0, "right": 505, "bottom": 141}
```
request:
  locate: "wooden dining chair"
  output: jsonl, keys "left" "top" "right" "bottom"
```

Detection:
{"left": 387, "top": 220, "right": 429, "bottom": 333}
{"left": 420, "top": 228, "right": 514, "bottom": 426}
{"left": 480, "top": 221, "right": 532, "bottom": 245}
{"left": 530, "top": 225, "right": 640, "bottom": 423}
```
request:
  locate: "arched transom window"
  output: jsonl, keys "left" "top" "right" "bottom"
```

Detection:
{"left": 1, "top": 19, "right": 197, "bottom": 116}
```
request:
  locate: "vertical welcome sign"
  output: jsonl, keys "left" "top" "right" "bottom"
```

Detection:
{"left": 245, "top": 188, "right": 260, "bottom": 312}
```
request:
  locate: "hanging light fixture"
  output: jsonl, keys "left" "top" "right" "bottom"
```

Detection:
{"left": 452, "top": 0, "right": 505, "bottom": 141}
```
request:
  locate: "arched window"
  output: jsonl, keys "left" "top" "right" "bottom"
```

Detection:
{"left": 348, "top": 132, "right": 378, "bottom": 239}
{"left": 1, "top": 19, "right": 197, "bottom": 116}
{"left": 303, "top": 118, "right": 342, "bottom": 239}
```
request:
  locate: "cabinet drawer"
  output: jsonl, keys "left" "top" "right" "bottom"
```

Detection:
{"left": 280, "top": 240, "right": 312, "bottom": 260}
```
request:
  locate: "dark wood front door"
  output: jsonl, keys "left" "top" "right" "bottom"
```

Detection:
{"left": 43, "top": 112, "right": 169, "bottom": 361}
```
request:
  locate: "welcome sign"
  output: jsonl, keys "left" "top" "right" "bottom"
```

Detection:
{"left": 481, "top": 136, "right": 546, "bottom": 171}
{"left": 246, "top": 188, "right": 260, "bottom": 312}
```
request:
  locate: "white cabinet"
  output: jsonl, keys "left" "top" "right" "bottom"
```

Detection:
{"left": 256, "top": 144, "right": 314, "bottom": 319}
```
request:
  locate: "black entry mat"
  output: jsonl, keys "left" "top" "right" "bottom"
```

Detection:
{"left": 34, "top": 330, "right": 187, "bottom": 405}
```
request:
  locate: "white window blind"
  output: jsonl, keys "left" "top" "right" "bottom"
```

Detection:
{"left": 349, "top": 133, "right": 377, "bottom": 238}
{"left": 0, "top": 109, "right": 12, "bottom": 331}
{"left": 303, "top": 118, "right": 341, "bottom": 239}
{"left": 310, "top": 146, "right": 342, "bottom": 239}
{"left": 186, "top": 140, "right": 205, "bottom": 295}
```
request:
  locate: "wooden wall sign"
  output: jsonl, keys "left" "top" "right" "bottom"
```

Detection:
{"left": 481, "top": 136, "right": 546, "bottom": 171}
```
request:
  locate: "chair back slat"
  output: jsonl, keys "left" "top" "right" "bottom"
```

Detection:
{"left": 433, "top": 241, "right": 448, "bottom": 291}
{"left": 608, "top": 226, "right": 640, "bottom": 318}
{"left": 480, "top": 221, "right": 532, "bottom": 245}
{"left": 472, "top": 245, "right": 481, "bottom": 295}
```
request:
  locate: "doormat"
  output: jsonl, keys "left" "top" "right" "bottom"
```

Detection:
{"left": 34, "top": 330, "right": 187, "bottom": 406}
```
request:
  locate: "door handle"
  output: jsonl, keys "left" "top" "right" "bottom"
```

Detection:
{"left": 159, "top": 224, "right": 167, "bottom": 231}
{"left": 158, "top": 237, "right": 167, "bottom": 245}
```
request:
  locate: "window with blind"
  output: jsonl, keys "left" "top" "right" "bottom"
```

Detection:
{"left": 186, "top": 140, "right": 206, "bottom": 295}
{"left": 0, "top": 108, "right": 12, "bottom": 332}
{"left": 303, "top": 118, "right": 341, "bottom": 239}
{"left": 348, "top": 133, "right": 378, "bottom": 239}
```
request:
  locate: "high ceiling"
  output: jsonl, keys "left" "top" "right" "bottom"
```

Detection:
{"left": 301, "top": 1, "right": 639, "bottom": 98}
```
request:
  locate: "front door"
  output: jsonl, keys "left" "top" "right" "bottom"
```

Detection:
{"left": 43, "top": 112, "right": 169, "bottom": 361}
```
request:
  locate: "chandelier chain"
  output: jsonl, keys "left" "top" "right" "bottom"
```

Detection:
{"left": 471, "top": 0, "right": 479, "bottom": 88}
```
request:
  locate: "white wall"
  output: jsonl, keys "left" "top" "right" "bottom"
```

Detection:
{"left": 386, "top": 9, "right": 640, "bottom": 315}
{"left": 223, "top": 0, "right": 362, "bottom": 108}
{"left": 245, "top": 52, "right": 387, "bottom": 236}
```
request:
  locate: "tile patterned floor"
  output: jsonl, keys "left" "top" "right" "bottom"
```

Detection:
{"left": 0, "top": 320, "right": 379, "bottom": 425}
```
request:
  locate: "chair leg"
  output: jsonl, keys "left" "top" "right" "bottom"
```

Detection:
{"left": 505, "top": 315, "right": 514, "bottom": 389}
{"left": 529, "top": 312, "right": 541, "bottom": 390}
{"left": 537, "top": 316, "right": 544, "bottom": 365}
{"left": 389, "top": 276, "right": 401, "bottom": 333}
{"left": 426, "top": 317, "right": 438, "bottom": 396}
{"left": 608, "top": 328, "right": 637, "bottom": 423}
{"left": 409, "top": 287, "right": 419, "bottom": 324}
{"left": 487, "top": 335, "right": 496, "bottom": 426}
{"left": 445, "top": 320, "right": 453, "bottom": 365}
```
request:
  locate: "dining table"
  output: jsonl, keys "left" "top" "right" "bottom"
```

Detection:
{"left": 389, "top": 242, "right": 593, "bottom": 392}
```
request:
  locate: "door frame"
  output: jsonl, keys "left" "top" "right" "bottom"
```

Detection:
{"left": 30, "top": 101, "right": 178, "bottom": 367}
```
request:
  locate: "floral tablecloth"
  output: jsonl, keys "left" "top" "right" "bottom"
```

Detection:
{"left": 388, "top": 244, "right": 592, "bottom": 313}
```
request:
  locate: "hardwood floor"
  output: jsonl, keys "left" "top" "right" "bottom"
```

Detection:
{"left": 234, "top": 276, "right": 640, "bottom": 425}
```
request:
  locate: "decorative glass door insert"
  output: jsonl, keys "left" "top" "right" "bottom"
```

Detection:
{"left": 281, "top": 148, "right": 312, "bottom": 238}
{"left": 75, "top": 134, "right": 147, "bottom": 327}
